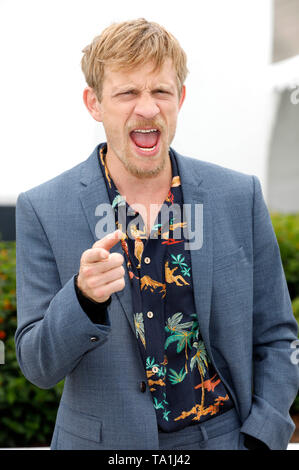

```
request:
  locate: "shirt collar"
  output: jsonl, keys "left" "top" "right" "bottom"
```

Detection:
{"left": 98, "top": 142, "right": 182, "bottom": 209}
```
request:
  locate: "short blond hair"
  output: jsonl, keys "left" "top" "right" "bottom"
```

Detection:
{"left": 81, "top": 18, "right": 188, "bottom": 101}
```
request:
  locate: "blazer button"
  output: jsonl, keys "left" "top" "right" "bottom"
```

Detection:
{"left": 90, "top": 336, "right": 99, "bottom": 342}
{"left": 140, "top": 381, "right": 146, "bottom": 393}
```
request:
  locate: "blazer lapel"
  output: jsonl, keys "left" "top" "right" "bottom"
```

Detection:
{"left": 174, "top": 149, "right": 213, "bottom": 355}
{"left": 78, "top": 146, "right": 136, "bottom": 334}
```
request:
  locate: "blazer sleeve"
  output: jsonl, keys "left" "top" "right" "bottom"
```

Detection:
{"left": 74, "top": 273, "right": 111, "bottom": 324}
{"left": 240, "top": 175, "right": 299, "bottom": 450}
{"left": 15, "top": 191, "right": 112, "bottom": 389}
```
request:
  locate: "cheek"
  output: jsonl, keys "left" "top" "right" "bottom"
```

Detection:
{"left": 164, "top": 113, "right": 178, "bottom": 134}
{"left": 102, "top": 116, "right": 122, "bottom": 136}
{"left": 109, "top": 113, "right": 132, "bottom": 136}
{"left": 161, "top": 104, "right": 179, "bottom": 122}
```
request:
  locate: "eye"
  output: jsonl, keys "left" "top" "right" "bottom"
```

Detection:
{"left": 123, "top": 90, "right": 137, "bottom": 95}
{"left": 154, "top": 90, "right": 171, "bottom": 97}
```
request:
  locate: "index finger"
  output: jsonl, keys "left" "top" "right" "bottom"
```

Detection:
{"left": 92, "top": 229, "right": 123, "bottom": 252}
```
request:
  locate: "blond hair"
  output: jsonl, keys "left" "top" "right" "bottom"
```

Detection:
{"left": 81, "top": 18, "right": 188, "bottom": 101}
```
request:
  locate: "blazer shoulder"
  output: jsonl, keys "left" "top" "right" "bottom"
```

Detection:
{"left": 174, "top": 149, "right": 256, "bottom": 195}
{"left": 17, "top": 147, "right": 99, "bottom": 207}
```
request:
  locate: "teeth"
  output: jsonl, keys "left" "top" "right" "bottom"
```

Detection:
{"left": 137, "top": 145, "right": 157, "bottom": 151}
{"left": 133, "top": 129, "right": 158, "bottom": 133}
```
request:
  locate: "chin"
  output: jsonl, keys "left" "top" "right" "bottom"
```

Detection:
{"left": 115, "top": 140, "right": 169, "bottom": 178}
{"left": 127, "top": 161, "right": 165, "bottom": 179}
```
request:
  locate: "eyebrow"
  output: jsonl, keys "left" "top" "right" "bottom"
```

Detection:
{"left": 111, "top": 83, "right": 175, "bottom": 96}
{"left": 111, "top": 85, "right": 136, "bottom": 95}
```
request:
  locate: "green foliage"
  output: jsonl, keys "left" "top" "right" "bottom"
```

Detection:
{"left": 0, "top": 242, "right": 63, "bottom": 447}
{"left": 0, "top": 212, "right": 298, "bottom": 446}
{"left": 271, "top": 213, "right": 299, "bottom": 413}
{"left": 271, "top": 213, "right": 299, "bottom": 300}
{"left": 290, "top": 297, "right": 299, "bottom": 413}
{"left": 292, "top": 297, "right": 299, "bottom": 326}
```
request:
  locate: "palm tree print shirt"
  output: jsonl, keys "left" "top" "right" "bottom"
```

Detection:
{"left": 98, "top": 143, "right": 234, "bottom": 432}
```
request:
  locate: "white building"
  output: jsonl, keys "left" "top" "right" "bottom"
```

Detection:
{"left": 0, "top": 0, "right": 298, "bottom": 239}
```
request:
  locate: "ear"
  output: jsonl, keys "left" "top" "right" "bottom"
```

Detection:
{"left": 83, "top": 87, "right": 103, "bottom": 122}
{"left": 178, "top": 85, "right": 186, "bottom": 110}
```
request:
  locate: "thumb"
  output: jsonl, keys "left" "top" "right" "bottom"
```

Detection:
{"left": 92, "top": 229, "right": 123, "bottom": 252}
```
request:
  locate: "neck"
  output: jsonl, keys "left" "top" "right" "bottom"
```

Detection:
{"left": 105, "top": 151, "right": 172, "bottom": 206}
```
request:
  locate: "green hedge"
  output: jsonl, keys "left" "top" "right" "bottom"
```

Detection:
{"left": 0, "top": 243, "right": 63, "bottom": 447}
{"left": 0, "top": 212, "right": 298, "bottom": 446}
{"left": 271, "top": 213, "right": 299, "bottom": 300}
{"left": 271, "top": 213, "right": 299, "bottom": 413}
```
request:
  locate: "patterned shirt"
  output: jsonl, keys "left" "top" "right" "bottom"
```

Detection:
{"left": 98, "top": 143, "right": 234, "bottom": 432}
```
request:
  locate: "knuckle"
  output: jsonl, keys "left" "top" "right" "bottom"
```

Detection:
{"left": 111, "top": 252, "right": 124, "bottom": 264}
{"left": 82, "top": 248, "right": 92, "bottom": 260}
{"left": 119, "top": 265, "right": 125, "bottom": 276}
{"left": 109, "top": 278, "right": 124, "bottom": 294}
{"left": 81, "top": 265, "right": 87, "bottom": 274}
{"left": 97, "top": 247, "right": 108, "bottom": 259}
{"left": 117, "top": 254, "right": 125, "bottom": 265}
{"left": 87, "top": 277, "right": 97, "bottom": 289}
{"left": 94, "top": 286, "right": 105, "bottom": 300}
{"left": 92, "top": 240, "right": 101, "bottom": 249}
{"left": 115, "top": 266, "right": 124, "bottom": 278}
{"left": 81, "top": 265, "right": 92, "bottom": 277}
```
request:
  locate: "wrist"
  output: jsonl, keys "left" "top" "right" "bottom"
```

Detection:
{"left": 74, "top": 274, "right": 111, "bottom": 305}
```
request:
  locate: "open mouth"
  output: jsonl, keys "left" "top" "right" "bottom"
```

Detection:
{"left": 129, "top": 128, "right": 160, "bottom": 153}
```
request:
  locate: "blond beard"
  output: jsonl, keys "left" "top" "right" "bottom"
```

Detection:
{"left": 105, "top": 118, "right": 176, "bottom": 179}
{"left": 120, "top": 148, "right": 168, "bottom": 179}
{"left": 107, "top": 136, "right": 169, "bottom": 179}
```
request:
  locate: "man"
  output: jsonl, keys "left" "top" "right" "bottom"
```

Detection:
{"left": 15, "top": 18, "right": 299, "bottom": 450}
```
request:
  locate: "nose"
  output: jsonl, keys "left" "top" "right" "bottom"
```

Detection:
{"left": 134, "top": 92, "right": 160, "bottom": 120}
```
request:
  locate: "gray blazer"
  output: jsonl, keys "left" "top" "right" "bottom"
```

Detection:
{"left": 15, "top": 145, "right": 299, "bottom": 450}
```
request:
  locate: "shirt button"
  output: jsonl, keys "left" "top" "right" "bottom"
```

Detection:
{"left": 90, "top": 336, "right": 99, "bottom": 342}
{"left": 147, "top": 311, "right": 154, "bottom": 319}
{"left": 140, "top": 381, "right": 146, "bottom": 393}
{"left": 144, "top": 257, "right": 151, "bottom": 264}
{"left": 152, "top": 366, "right": 159, "bottom": 374}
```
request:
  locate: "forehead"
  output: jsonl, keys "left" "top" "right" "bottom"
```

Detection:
{"left": 103, "top": 58, "right": 177, "bottom": 91}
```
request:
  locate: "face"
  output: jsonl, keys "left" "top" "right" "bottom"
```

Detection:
{"left": 85, "top": 59, "right": 185, "bottom": 179}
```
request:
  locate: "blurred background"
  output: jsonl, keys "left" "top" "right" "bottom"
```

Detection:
{"left": 0, "top": 0, "right": 298, "bottom": 448}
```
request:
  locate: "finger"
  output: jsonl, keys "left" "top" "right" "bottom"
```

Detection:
{"left": 86, "top": 265, "right": 125, "bottom": 289}
{"left": 97, "top": 252, "right": 125, "bottom": 273}
{"left": 93, "top": 277, "right": 125, "bottom": 301}
{"left": 82, "top": 247, "right": 110, "bottom": 264}
{"left": 92, "top": 229, "right": 123, "bottom": 252}
{"left": 82, "top": 252, "right": 124, "bottom": 276}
